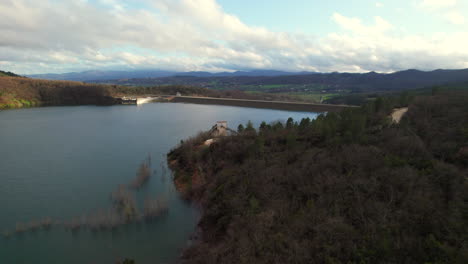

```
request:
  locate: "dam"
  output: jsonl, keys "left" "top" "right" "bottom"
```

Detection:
{"left": 116, "top": 95, "right": 357, "bottom": 112}
{"left": 119, "top": 97, "right": 161, "bottom": 105}
{"left": 136, "top": 97, "right": 157, "bottom": 105}
{"left": 170, "top": 96, "right": 357, "bottom": 112}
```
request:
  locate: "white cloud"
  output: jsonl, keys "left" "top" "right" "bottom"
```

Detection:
{"left": 375, "top": 2, "right": 384, "bottom": 8}
{"left": 444, "top": 11, "right": 465, "bottom": 25}
{"left": 332, "top": 13, "right": 393, "bottom": 35}
{"left": 0, "top": 0, "right": 467, "bottom": 74}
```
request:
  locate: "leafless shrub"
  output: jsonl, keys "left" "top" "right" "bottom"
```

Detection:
{"left": 143, "top": 196, "right": 169, "bottom": 221}
{"left": 64, "top": 216, "right": 82, "bottom": 232}
{"left": 129, "top": 158, "right": 151, "bottom": 189}
{"left": 111, "top": 185, "right": 139, "bottom": 221}
{"left": 27, "top": 220, "right": 41, "bottom": 232}
{"left": 15, "top": 222, "right": 26, "bottom": 233}
{"left": 2, "top": 230, "right": 11, "bottom": 239}
{"left": 40, "top": 217, "right": 53, "bottom": 230}
{"left": 85, "top": 209, "right": 125, "bottom": 231}
{"left": 8, "top": 154, "right": 173, "bottom": 236}
{"left": 160, "top": 160, "right": 167, "bottom": 183}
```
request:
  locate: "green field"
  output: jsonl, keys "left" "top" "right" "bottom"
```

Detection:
{"left": 209, "top": 83, "right": 330, "bottom": 91}
{"left": 279, "top": 92, "right": 338, "bottom": 103}
{"left": 212, "top": 83, "right": 342, "bottom": 103}
{"left": 245, "top": 91, "right": 339, "bottom": 103}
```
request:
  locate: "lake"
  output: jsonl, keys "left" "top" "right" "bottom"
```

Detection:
{"left": 0, "top": 103, "right": 319, "bottom": 264}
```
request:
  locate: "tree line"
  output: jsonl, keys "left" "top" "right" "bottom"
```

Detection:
{"left": 168, "top": 87, "right": 468, "bottom": 264}
{"left": 0, "top": 76, "right": 304, "bottom": 109}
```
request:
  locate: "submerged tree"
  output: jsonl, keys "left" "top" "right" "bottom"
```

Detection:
{"left": 7, "top": 153, "right": 171, "bottom": 237}
{"left": 111, "top": 185, "right": 139, "bottom": 221}
{"left": 160, "top": 160, "right": 167, "bottom": 183}
{"left": 130, "top": 157, "right": 151, "bottom": 189}
{"left": 143, "top": 196, "right": 169, "bottom": 221}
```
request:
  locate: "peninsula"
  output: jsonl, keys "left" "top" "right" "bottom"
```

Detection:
{"left": 168, "top": 88, "right": 468, "bottom": 264}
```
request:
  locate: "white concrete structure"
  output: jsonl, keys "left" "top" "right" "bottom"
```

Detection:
{"left": 212, "top": 121, "right": 228, "bottom": 137}
{"left": 136, "top": 97, "right": 156, "bottom": 105}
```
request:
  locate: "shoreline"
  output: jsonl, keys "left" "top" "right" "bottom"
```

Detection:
{"left": 1, "top": 95, "right": 357, "bottom": 113}
{"left": 164, "top": 90, "right": 468, "bottom": 263}
{"left": 170, "top": 96, "right": 356, "bottom": 112}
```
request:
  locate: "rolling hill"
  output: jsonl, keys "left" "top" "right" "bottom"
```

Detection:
{"left": 0, "top": 70, "right": 21, "bottom": 77}
{"left": 89, "top": 68, "right": 468, "bottom": 94}
{"left": 27, "top": 70, "right": 314, "bottom": 82}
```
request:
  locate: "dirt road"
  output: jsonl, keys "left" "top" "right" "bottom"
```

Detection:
{"left": 391, "top": 107, "right": 408, "bottom": 123}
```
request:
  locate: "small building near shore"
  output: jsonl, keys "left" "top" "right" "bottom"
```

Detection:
{"left": 208, "top": 121, "right": 228, "bottom": 137}
{"left": 212, "top": 121, "right": 227, "bottom": 137}
{"left": 205, "top": 121, "right": 229, "bottom": 146}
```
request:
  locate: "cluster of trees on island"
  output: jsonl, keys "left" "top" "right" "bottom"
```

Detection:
{"left": 2, "top": 156, "right": 169, "bottom": 239}
{"left": 168, "top": 88, "right": 467, "bottom": 264}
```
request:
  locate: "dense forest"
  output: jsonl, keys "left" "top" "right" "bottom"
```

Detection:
{"left": 324, "top": 82, "right": 468, "bottom": 105}
{"left": 168, "top": 88, "right": 468, "bottom": 264}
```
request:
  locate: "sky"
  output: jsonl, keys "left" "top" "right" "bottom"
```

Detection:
{"left": 1, "top": 0, "right": 468, "bottom": 74}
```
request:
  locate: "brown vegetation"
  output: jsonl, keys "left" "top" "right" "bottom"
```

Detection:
{"left": 0, "top": 76, "right": 116, "bottom": 109}
{"left": 169, "top": 131, "right": 212, "bottom": 199}
{"left": 0, "top": 75, "right": 309, "bottom": 110}
{"left": 129, "top": 157, "right": 151, "bottom": 189}
{"left": 86, "top": 209, "right": 125, "bottom": 231}
{"left": 3, "top": 155, "right": 169, "bottom": 238}
{"left": 111, "top": 185, "right": 139, "bottom": 221}
{"left": 143, "top": 196, "right": 169, "bottom": 221}
{"left": 168, "top": 89, "right": 468, "bottom": 264}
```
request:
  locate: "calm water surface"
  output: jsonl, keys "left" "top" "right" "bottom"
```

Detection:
{"left": 0, "top": 103, "right": 318, "bottom": 264}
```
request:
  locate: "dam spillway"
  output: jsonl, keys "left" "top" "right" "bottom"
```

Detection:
{"left": 119, "top": 97, "right": 160, "bottom": 105}
{"left": 137, "top": 97, "right": 156, "bottom": 105}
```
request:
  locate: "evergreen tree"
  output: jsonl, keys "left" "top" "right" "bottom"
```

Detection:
{"left": 237, "top": 124, "right": 245, "bottom": 133}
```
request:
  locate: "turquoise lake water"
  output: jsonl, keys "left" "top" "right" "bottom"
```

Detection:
{"left": 0, "top": 103, "right": 318, "bottom": 264}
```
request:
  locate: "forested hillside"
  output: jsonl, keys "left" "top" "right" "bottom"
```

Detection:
{"left": 0, "top": 70, "right": 20, "bottom": 77}
{"left": 89, "top": 68, "right": 468, "bottom": 104}
{"left": 0, "top": 75, "right": 229, "bottom": 109}
{"left": 168, "top": 89, "right": 468, "bottom": 264}
{"left": 0, "top": 76, "right": 301, "bottom": 109}
{"left": 0, "top": 77, "right": 116, "bottom": 108}
{"left": 92, "top": 68, "right": 468, "bottom": 93}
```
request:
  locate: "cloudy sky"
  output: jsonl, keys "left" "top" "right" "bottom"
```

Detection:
{"left": 1, "top": 0, "right": 468, "bottom": 74}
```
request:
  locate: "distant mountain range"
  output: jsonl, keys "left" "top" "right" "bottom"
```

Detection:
{"left": 89, "top": 68, "right": 468, "bottom": 92}
{"left": 27, "top": 68, "right": 468, "bottom": 93}
{"left": 28, "top": 70, "right": 314, "bottom": 81}
{"left": 229, "top": 68, "right": 468, "bottom": 91}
